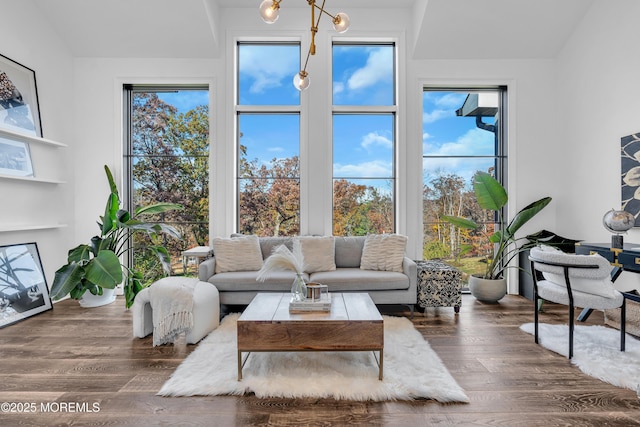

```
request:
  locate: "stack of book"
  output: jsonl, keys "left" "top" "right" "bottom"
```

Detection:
{"left": 289, "top": 293, "right": 332, "bottom": 312}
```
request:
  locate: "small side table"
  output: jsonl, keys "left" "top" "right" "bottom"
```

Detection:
{"left": 415, "top": 260, "right": 462, "bottom": 313}
{"left": 181, "top": 246, "right": 213, "bottom": 275}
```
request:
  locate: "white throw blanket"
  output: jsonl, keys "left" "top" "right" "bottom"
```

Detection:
{"left": 149, "top": 277, "right": 198, "bottom": 346}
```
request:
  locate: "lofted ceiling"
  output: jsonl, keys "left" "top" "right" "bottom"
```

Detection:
{"left": 32, "top": 0, "right": 594, "bottom": 60}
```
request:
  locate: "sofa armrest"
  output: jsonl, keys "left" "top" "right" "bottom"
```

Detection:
{"left": 198, "top": 257, "right": 216, "bottom": 282}
{"left": 132, "top": 287, "right": 153, "bottom": 338}
{"left": 403, "top": 257, "right": 417, "bottom": 290}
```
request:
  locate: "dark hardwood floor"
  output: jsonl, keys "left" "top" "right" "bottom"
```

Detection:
{"left": 1, "top": 294, "right": 639, "bottom": 426}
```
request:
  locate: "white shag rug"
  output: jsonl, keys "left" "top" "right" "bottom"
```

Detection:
{"left": 521, "top": 322, "right": 640, "bottom": 391}
{"left": 159, "top": 313, "right": 469, "bottom": 402}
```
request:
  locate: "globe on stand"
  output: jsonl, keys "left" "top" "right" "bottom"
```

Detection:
{"left": 602, "top": 209, "right": 635, "bottom": 248}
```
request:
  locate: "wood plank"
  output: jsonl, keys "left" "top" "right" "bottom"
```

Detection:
{"left": 0, "top": 295, "right": 639, "bottom": 425}
{"left": 342, "top": 292, "right": 383, "bottom": 321}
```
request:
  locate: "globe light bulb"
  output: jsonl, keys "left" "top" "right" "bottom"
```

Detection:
{"left": 259, "top": 0, "right": 280, "bottom": 24}
{"left": 333, "top": 12, "right": 350, "bottom": 33}
{"left": 293, "top": 71, "right": 310, "bottom": 91}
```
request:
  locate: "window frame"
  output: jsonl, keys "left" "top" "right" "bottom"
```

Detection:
{"left": 421, "top": 86, "right": 508, "bottom": 276}
{"left": 235, "top": 41, "right": 303, "bottom": 236}
{"left": 331, "top": 41, "right": 398, "bottom": 235}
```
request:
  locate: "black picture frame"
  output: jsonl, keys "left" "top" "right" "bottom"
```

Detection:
{"left": 0, "top": 242, "right": 52, "bottom": 328}
{"left": 0, "top": 54, "right": 42, "bottom": 137}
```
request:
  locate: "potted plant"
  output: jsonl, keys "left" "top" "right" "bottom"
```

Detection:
{"left": 50, "top": 165, "right": 182, "bottom": 308}
{"left": 442, "top": 171, "right": 551, "bottom": 302}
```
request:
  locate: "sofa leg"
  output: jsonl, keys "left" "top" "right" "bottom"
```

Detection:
{"left": 408, "top": 304, "right": 414, "bottom": 319}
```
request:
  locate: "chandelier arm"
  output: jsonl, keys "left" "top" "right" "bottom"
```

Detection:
{"left": 311, "top": 2, "right": 337, "bottom": 20}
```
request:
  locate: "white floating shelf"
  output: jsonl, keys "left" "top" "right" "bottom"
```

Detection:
{"left": 0, "top": 128, "right": 67, "bottom": 148}
{"left": 0, "top": 224, "right": 68, "bottom": 233}
{"left": 0, "top": 174, "right": 65, "bottom": 184}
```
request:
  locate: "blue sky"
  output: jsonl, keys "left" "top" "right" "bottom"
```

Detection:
{"left": 156, "top": 45, "right": 498, "bottom": 192}
{"left": 422, "top": 91, "right": 497, "bottom": 191}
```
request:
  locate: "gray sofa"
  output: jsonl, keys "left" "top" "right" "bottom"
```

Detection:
{"left": 198, "top": 235, "right": 417, "bottom": 311}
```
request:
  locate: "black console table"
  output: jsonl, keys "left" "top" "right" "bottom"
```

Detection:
{"left": 574, "top": 242, "right": 640, "bottom": 320}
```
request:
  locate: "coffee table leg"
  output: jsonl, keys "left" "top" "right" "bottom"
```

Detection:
{"left": 379, "top": 349, "right": 384, "bottom": 381}
{"left": 237, "top": 350, "right": 242, "bottom": 381}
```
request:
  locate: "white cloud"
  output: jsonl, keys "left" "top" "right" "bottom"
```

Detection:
{"left": 431, "top": 128, "right": 494, "bottom": 156}
{"left": 423, "top": 109, "right": 454, "bottom": 124}
{"left": 422, "top": 92, "right": 467, "bottom": 124}
{"left": 435, "top": 93, "right": 467, "bottom": 109}
{"left": 423, "top": 132, "right": 431, "bottom": 141}
{"left": 334, "top": 160, "right": 392, "bottom": 178}
{"left": 333, "top": 82, "right": 345, "bottom": 96}
{"left": 361, "top": 132, "right": 392, "bottom": 150}
{"left": 347, "top": 48, "right": 393, "bottom": 91}
{"left": 240, "top": 45, "right": 298, "bottom": 93}
{"left": 422, "top": 127, "right": 495, "bottom": 187}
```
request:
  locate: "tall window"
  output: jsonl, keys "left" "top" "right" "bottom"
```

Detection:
{"left": 237, "top": 42, "right": 301, "bottom": 236}
{"left": 422, "top": 88, "right": 506, "bottom": 281}
{"left": 124, "top": 85, "right": 209, "bottom": 280}
{"left": 332, "top": 43, "right": 396, "bottom": 236}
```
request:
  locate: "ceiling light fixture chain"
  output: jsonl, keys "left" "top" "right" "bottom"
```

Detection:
{"left": 259, "top": 0, "right": 350, "bottom": 91}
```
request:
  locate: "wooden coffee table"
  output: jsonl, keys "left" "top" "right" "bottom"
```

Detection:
{"left": 237, "top": 292, "right": 384, "bottom": 381}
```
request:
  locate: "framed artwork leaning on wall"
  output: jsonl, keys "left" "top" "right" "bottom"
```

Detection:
{"left": 0, "top": 242, "right": 52, "bottom": 328}
{"left": 0, "top": 54, "right": 42, "bottom": 137}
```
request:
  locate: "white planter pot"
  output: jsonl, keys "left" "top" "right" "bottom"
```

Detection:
{"left": 79, "top": 288, "right": 116, "bottom": 308}
{"left": 469, "top": 275, "right": 507, "bottom": 303}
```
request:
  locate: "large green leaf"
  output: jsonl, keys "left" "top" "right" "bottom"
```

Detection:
{"left": 104, "top": 164, "right": 118, "bottom": 195}
{"left": 124, "top": 221, "right": 182, "bottom": 240}
{"left": 50, "top": 262, "right": 86, "bottom": 300}
{"left": 148, "top": 245, "right": 172, "bottom": 274}
{"left": 101, "top": 192, "right": 119, "bottom": 235}
{"left": 135, "top": 203, "right": 183, "bottom": 216}
{"left": 67, "top": 245, "right": 92, "bottom": 263}
{"left": 506, "top": 197, "right": 552, "bottom": 236}
{"left": 473, "top": 171, "right": 508, "bottom": 211}
{"left": 84, "top": 250, "right": 122, "bottom": 289}
{"left": 441, "top": 215, "right": 478, "bottom": 230}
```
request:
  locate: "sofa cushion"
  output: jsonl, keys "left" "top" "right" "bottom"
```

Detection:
{"left": 259, "top": 236, "right": 294, "bottom": 260}
{"left": 360, "top": 234, "right": 407, "bottom": 273}
{"left": 213, "top": 235, "right": 263, "bottom": 273}
{"left": 294, "top": 236, "right": 336, "bottom": 273}
{"left": 334, "top": 236, "right": 366, "bottom": 268}
{"left": 310, "top": 268, "right": 409, "bottom": 292}
{"left": 209, "top": 270, "right": 309, "bottom": 292}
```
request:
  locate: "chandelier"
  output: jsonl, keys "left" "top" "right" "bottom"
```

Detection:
{"left": 259, "top": 0, "right": 350, "bottom": 91}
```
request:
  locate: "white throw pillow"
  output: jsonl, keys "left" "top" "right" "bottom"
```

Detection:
{"left": 213, "top": 235, "right": 263, "bottom": 273}
{"left": 360, "top": 234, "right": 407, "bottom": 273}
{"left": 293, "top": 236, "right": 336, "bottom": 273}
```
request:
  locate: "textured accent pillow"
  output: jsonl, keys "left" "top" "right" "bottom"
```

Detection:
{"left": 360, "top": 234, "right": 408, "bottom": 272}
{"left": 213, "top": 235, "right": 263, "bottom": 273}
{"left": 294, "top": 236, "right": 336, "bottom": 273}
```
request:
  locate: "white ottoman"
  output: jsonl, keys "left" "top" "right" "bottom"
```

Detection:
{"left": 132, "top": 279, "right": 220, "bottom": 344}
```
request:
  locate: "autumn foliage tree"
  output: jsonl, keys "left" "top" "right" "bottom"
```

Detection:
{"left": 130, "top": 93, "right": 209, "bottom": 279}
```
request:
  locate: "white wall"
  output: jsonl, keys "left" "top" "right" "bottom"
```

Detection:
{"left": 0, "top": 0, "right": 74, "bottom": 284}
{"left": 556, "top": 0, "right": 640, "bottom": 291}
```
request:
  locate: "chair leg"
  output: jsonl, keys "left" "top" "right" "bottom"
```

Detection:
{"left": 621, "top": 299, "right": 626, "bottom": 352}
{"left": 534, "top": 297, "right": 539, "bottom": 344}
{"left": 569, "top": 303, "right": 574, "bottom": 359}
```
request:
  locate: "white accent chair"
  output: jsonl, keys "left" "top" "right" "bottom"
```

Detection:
{"left": 529, "top": 245, "right": 626, "bottom": 359}
{"left": 132, "top": 279, "right": 220, "bottom": 344}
